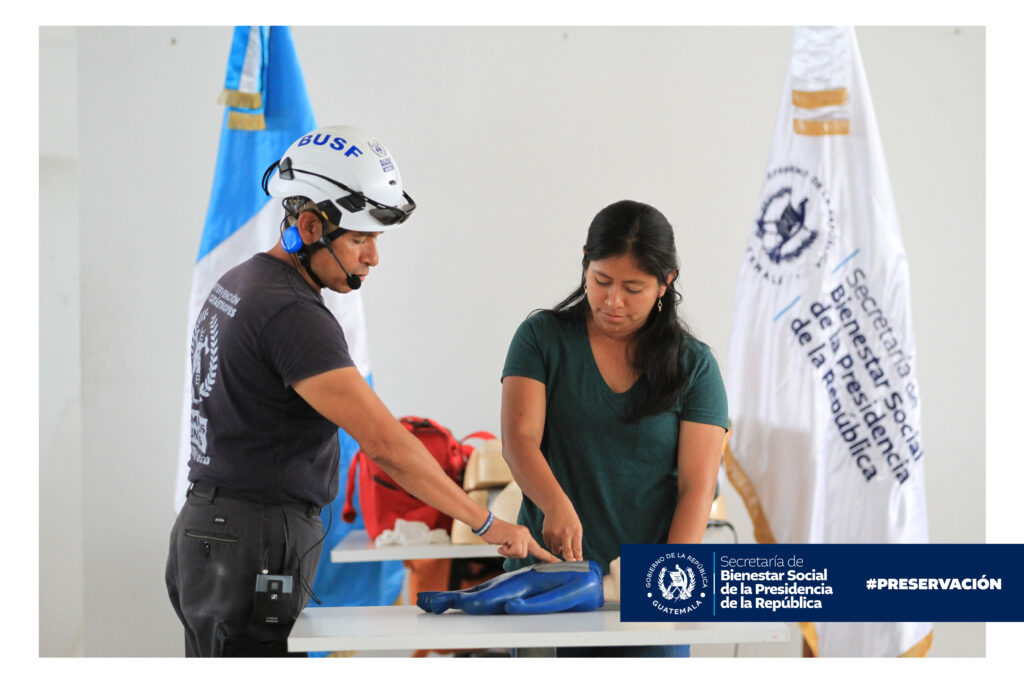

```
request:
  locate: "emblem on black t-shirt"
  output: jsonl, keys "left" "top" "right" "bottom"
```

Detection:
{"left": 190, "top": 308, "right": 220, "bottom": 465}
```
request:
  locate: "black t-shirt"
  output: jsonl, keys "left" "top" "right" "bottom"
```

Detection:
{"left": 187, "top": 253, "right": 354, "bottom": 506}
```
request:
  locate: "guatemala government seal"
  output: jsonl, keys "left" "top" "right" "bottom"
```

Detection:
{"left": 644, "top": 551, "right": 708, "bottom": 615}
{"left": 744, "top": 165, "right": 838, "bottom": 286}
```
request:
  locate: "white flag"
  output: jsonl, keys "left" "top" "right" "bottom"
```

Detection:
{"left": 725, "top": 26, "right": 931, "bottom": 657}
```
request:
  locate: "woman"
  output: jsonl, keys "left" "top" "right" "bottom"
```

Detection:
{"left": 501, "top": 200, "right": 729, "bottom": 657}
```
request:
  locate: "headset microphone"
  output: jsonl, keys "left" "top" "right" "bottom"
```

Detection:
{"left": 281, "top": 226, "right": 361, "bottom": 290}
{"left": 318, "top": 237, "right": 362, "bottom": 290}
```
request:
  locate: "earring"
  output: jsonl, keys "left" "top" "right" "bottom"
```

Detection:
{"left": 657, "top": 297, "right": 663, "bottom": 312}
{"left": 583, "top": 283, "right": 588, "bottom": 294}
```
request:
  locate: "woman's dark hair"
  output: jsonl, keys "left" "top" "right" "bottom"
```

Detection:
{"left": 551, "top": 199, "right": 694, "bottom": 422}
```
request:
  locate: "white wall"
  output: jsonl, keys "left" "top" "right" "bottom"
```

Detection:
{"left": 39, "top": 26, "right": 985, "bottom": 657}
{"left": 39, "top": 27, "right": 83, "bottom": 657}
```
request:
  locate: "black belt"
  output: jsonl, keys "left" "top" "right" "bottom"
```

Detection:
{"left": 188, "top": 480, "right": 322, "bottom": 518}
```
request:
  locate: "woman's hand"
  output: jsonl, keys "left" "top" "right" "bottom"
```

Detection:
{"left": 500, "top": 376, "right": 578, "bottom": 561}
{"left": 542, "top": 499, "right": 584, "bottom": 561}
{"left": 482, "top": 517, "right": 561, "bottom": 563}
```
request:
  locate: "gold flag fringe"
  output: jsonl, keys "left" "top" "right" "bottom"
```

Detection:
{"left": 227, "top": 111, "right": 266, "bottom": 131}
{"left": 792, "top": 88, "right": 849, "bottom": 109}
{"left": 793, "top": 119, "right": 850, "bottom": 136}
{"left": 723, "top": 443, "right": 776, "bottom": 545}
{"left": 217, "top": 88, "right": 262, "bottom": 110}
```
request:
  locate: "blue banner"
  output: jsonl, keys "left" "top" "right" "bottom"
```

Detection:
{"left": 620, "top": 544, "right": 1024, "bottom": 622}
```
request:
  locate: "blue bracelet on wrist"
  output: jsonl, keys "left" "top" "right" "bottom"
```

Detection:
{"left": 472, "top": 511, "right": 495, "bottom": 536}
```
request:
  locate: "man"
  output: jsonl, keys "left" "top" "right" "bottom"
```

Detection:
{"left": 166, "top": 125, "right": 556, "bottom": 657}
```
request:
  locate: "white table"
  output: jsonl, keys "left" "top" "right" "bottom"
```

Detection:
{"left": 306, "top": 523, "right": 765, "bottom": 654}
{"left": 330, "top": 523, "right": 735, "bottom": 564}
{"left": 288, "top": 604, "right": 789, "bottom": 653}
{"left": 330, "top": 529, "right": 501, "bottom": 563}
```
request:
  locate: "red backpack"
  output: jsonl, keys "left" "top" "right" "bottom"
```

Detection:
{"left": 341, "top": 416, "right": 494, "bottom": 539}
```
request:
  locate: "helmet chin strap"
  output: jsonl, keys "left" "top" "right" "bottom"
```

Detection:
{"left": 293, "top": 248, "right": 327, "bottom": 290}
{"left": 283, "top": 207, "right": 362, "bottom": 291}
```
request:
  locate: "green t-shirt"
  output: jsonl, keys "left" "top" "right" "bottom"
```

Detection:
{"left": 501, "top": 310, "right": 729, "bottom": 574}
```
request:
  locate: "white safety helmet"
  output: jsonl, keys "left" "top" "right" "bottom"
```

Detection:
{"left": 262, "top": 124, "right": 415, "bottom": 232}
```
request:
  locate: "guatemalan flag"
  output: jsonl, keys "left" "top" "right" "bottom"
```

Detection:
{"left": 724, "top": 27, "right": 931, "bottom": 657}
{"left": 175, "top": 26, "right": 403, "bottom": 618}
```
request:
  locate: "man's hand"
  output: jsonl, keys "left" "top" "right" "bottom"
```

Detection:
{"left": 481, "top": 517, "right": 561, "bottom": 563}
